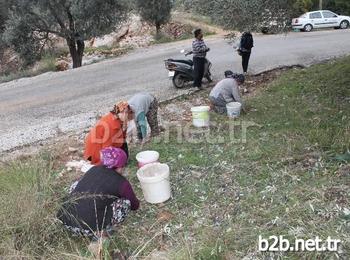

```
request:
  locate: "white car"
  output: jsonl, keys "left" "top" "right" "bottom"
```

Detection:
{"left": 292, "top": 10, "right": 350, "bottom": 32}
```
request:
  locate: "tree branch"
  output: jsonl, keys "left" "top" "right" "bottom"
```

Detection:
{"left": 47, "top": 1, "right": 69, "bottom": 37}
{"left": 26, "top": 11, "right": 65, "bottom": 37}
{"left": 66, "top": 6, "right": 75, "bottom": 34}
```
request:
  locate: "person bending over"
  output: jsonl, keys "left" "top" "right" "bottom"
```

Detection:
{"left": 58, "top": 147, "right": 139, "bottom": 238}
{"left": 209, "top": 71, "right": 245, "bottom": 114}
{"left": 128, "top": 92, "right": 160, "bottom": 142}
{"left": 84, "top": 101, "right": 133, "bottom": 164}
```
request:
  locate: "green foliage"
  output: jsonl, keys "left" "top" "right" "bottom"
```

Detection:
{"left": 187, "top": 0, "right": 296, "bottom": 32}
{"left": 0, "top": 0, "right": 11, "bottom": 58}
{"left": 0, "top": 0, "right": 9, "bottom": 32}
{"left": 324, "top": 0, "right": 350, "bottom": 15}
{"left": 0, "top": 54, "right": 57, "bottom": 83}
{"left": 185, "top": 0, "right": 350, "bottom": 31}
{"left": 136, "top": 0, "right": 173, "bottom": 34}
{"left": 293, "top": 0, "right": 315, "bottom": 13}
{"left": 2, "top": 0, "right": 130, "bottom": 67}
{"left": 2, "top": 16, "right": 43, "bottom": 66}
{"left": 293, "top": 0, "right": 350, "bottom": 15}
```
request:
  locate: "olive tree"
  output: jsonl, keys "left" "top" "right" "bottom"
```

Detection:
{"left": 0, "top": 0, "right": 11, "bottom": 60}
{"left": 136, "top": 0, "right": 173, "bottom": 35}
{"left": 3, "top": 0, "right": 130, "bottom": 68}
{"left": 190, "top": 0, "right": 297, "bottom": 33}
{"left": 0, "top": 0, "right": 10, "bottom": 32}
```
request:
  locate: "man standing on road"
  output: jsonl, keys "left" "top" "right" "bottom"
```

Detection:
{"left": 238, "top": 32, "right": 254, "bottom": 74}
{"left": 192, "top": 28, "right": 210, "bottom": 89}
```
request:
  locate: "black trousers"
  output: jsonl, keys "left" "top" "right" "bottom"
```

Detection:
{"left": 241, "top": 51, "right": 251, "bottom": 73}
{"left": 121, "top": 142, "right": 129, "bottom": 159}
{"left": 193, "top": 57, "right": 206, "bottom": 88}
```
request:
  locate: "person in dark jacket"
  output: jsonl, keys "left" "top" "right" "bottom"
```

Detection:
{"left": 58, "top": 147, "right": 139, "bottom": 238}
{"left": 192, "top": 28, "right": 210, "bottom": 89}
{"left": 238, "top": 32, "right": 254, "bottom": 74}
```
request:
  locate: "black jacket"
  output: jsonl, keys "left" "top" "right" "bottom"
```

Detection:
{"left": 58, "top": 165, "right": 139, "bottom": 231}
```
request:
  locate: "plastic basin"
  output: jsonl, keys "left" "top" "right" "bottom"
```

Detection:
{"left": 136, "top": 163, "right": 171, "bottom": 204}
{"left": 136, "top": 150, "right": 159, "bottom": 168}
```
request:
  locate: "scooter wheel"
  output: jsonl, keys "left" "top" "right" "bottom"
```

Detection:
{"left": 172, "top": 73, "right": 187, "bottom": 89}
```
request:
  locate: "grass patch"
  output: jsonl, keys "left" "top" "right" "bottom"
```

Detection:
{"left": 0, "top": 57, "right": 349, "bottom": 259}
{"left": 0, "top": 54, "right": 57, "bottom": 84}
{"left": 0, "top": 153, "right": 90, "bottom": 259}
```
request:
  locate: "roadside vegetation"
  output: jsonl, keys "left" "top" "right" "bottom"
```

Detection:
{"left": 0, "top": 3, "right": 217, "bottom": 85}
{"left": 1, "top": 0, "right": 349, "bottom": 84}
{"left": 1, "top": 56, "right": 349, "bottom": 259}
{"left": 0, "top": 55, "right": 58, "bottom": 84}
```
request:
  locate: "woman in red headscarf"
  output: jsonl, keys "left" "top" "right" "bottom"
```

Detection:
{"left": 84, "top": 101, "right": 134, "bottom": 165}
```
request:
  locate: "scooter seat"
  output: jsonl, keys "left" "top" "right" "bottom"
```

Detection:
{"left": 168, "top": 59, "right": 193, "bottom": 66}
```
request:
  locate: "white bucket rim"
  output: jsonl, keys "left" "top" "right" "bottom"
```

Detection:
{"left": 191, "top": 106, "right": 210, "bottom": 112}
{"left": 136, "top": 162, "right": 170, "bottom": 183}
{"left": 136, "top": 150, "right": 160, "bottom": 163}
{"left": 226, "top": 102, "right": 242, "bottom": 108}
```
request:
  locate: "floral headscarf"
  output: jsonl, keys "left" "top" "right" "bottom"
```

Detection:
{"left": 100, "top": 147, "right": 128, "bottom": 169}
{"left": 113, "top": 101, "right": 129, "bottom": 114}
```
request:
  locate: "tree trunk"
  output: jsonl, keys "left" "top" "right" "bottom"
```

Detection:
{"left": 67, "top": 37, "right": 85, "bottom": 68}
{"left": 319, "top": 0, "right": 323, "bottom": 10}
{"left": 155, "top": 22, "right": 161, "bottom": 37}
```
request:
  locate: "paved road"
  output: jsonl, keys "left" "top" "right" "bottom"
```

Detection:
{"left": 1, "top": 30, "right": 350, "bottom": 152}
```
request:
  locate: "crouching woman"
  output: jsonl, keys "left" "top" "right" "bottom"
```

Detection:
{"left": 84, "top": 101, "right": 133, "bottom": 165}
{"left": 57, "top": 147, "right": 139, "bottom": 238}
{"left": 209, "top": 71, "right": 245, "bottom": 114}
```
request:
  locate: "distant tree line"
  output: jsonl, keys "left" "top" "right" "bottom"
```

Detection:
{"left": 293, "top": 0, "right": 350, "bottom": 14}
{"left": 176, "top": 0, "right": 350, "bottom": 32}
{"left": 176, "top": 0, "right": 350, "bottom": 15}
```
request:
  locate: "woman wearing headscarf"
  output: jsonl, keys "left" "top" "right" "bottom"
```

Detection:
{"left": 58, "top": 147, "right": 139, "bottom": 238}
{"left": 84, "top": 101, "right": 133, "bottom": 165}
{"left": 128, "top": 92, "right": 160, "bottom": 141}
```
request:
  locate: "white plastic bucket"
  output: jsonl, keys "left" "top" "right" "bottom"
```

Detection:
{"left": 191, "top": 106, "right": 210, "bottom": 127}
{"left": 226, "top": 102, "right": 242, "bottom": 118}
{"left": 136, "top": 151, "right": 159, "bottom": 168}
{"left": 136, "top": 163, "right": 171, "bottom": 204}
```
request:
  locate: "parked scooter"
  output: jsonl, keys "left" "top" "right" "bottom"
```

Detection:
{"left": 164, "top": 50, "right": 213, "bottom": 89}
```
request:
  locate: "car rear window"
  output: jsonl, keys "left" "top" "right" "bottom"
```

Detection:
{"left": 310, "top": 12, "right": 322, "bottom": 19}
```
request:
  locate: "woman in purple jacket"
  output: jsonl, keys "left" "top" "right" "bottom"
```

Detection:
{"left": 58, "top": 147, "right": 139, "bottom": 238}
